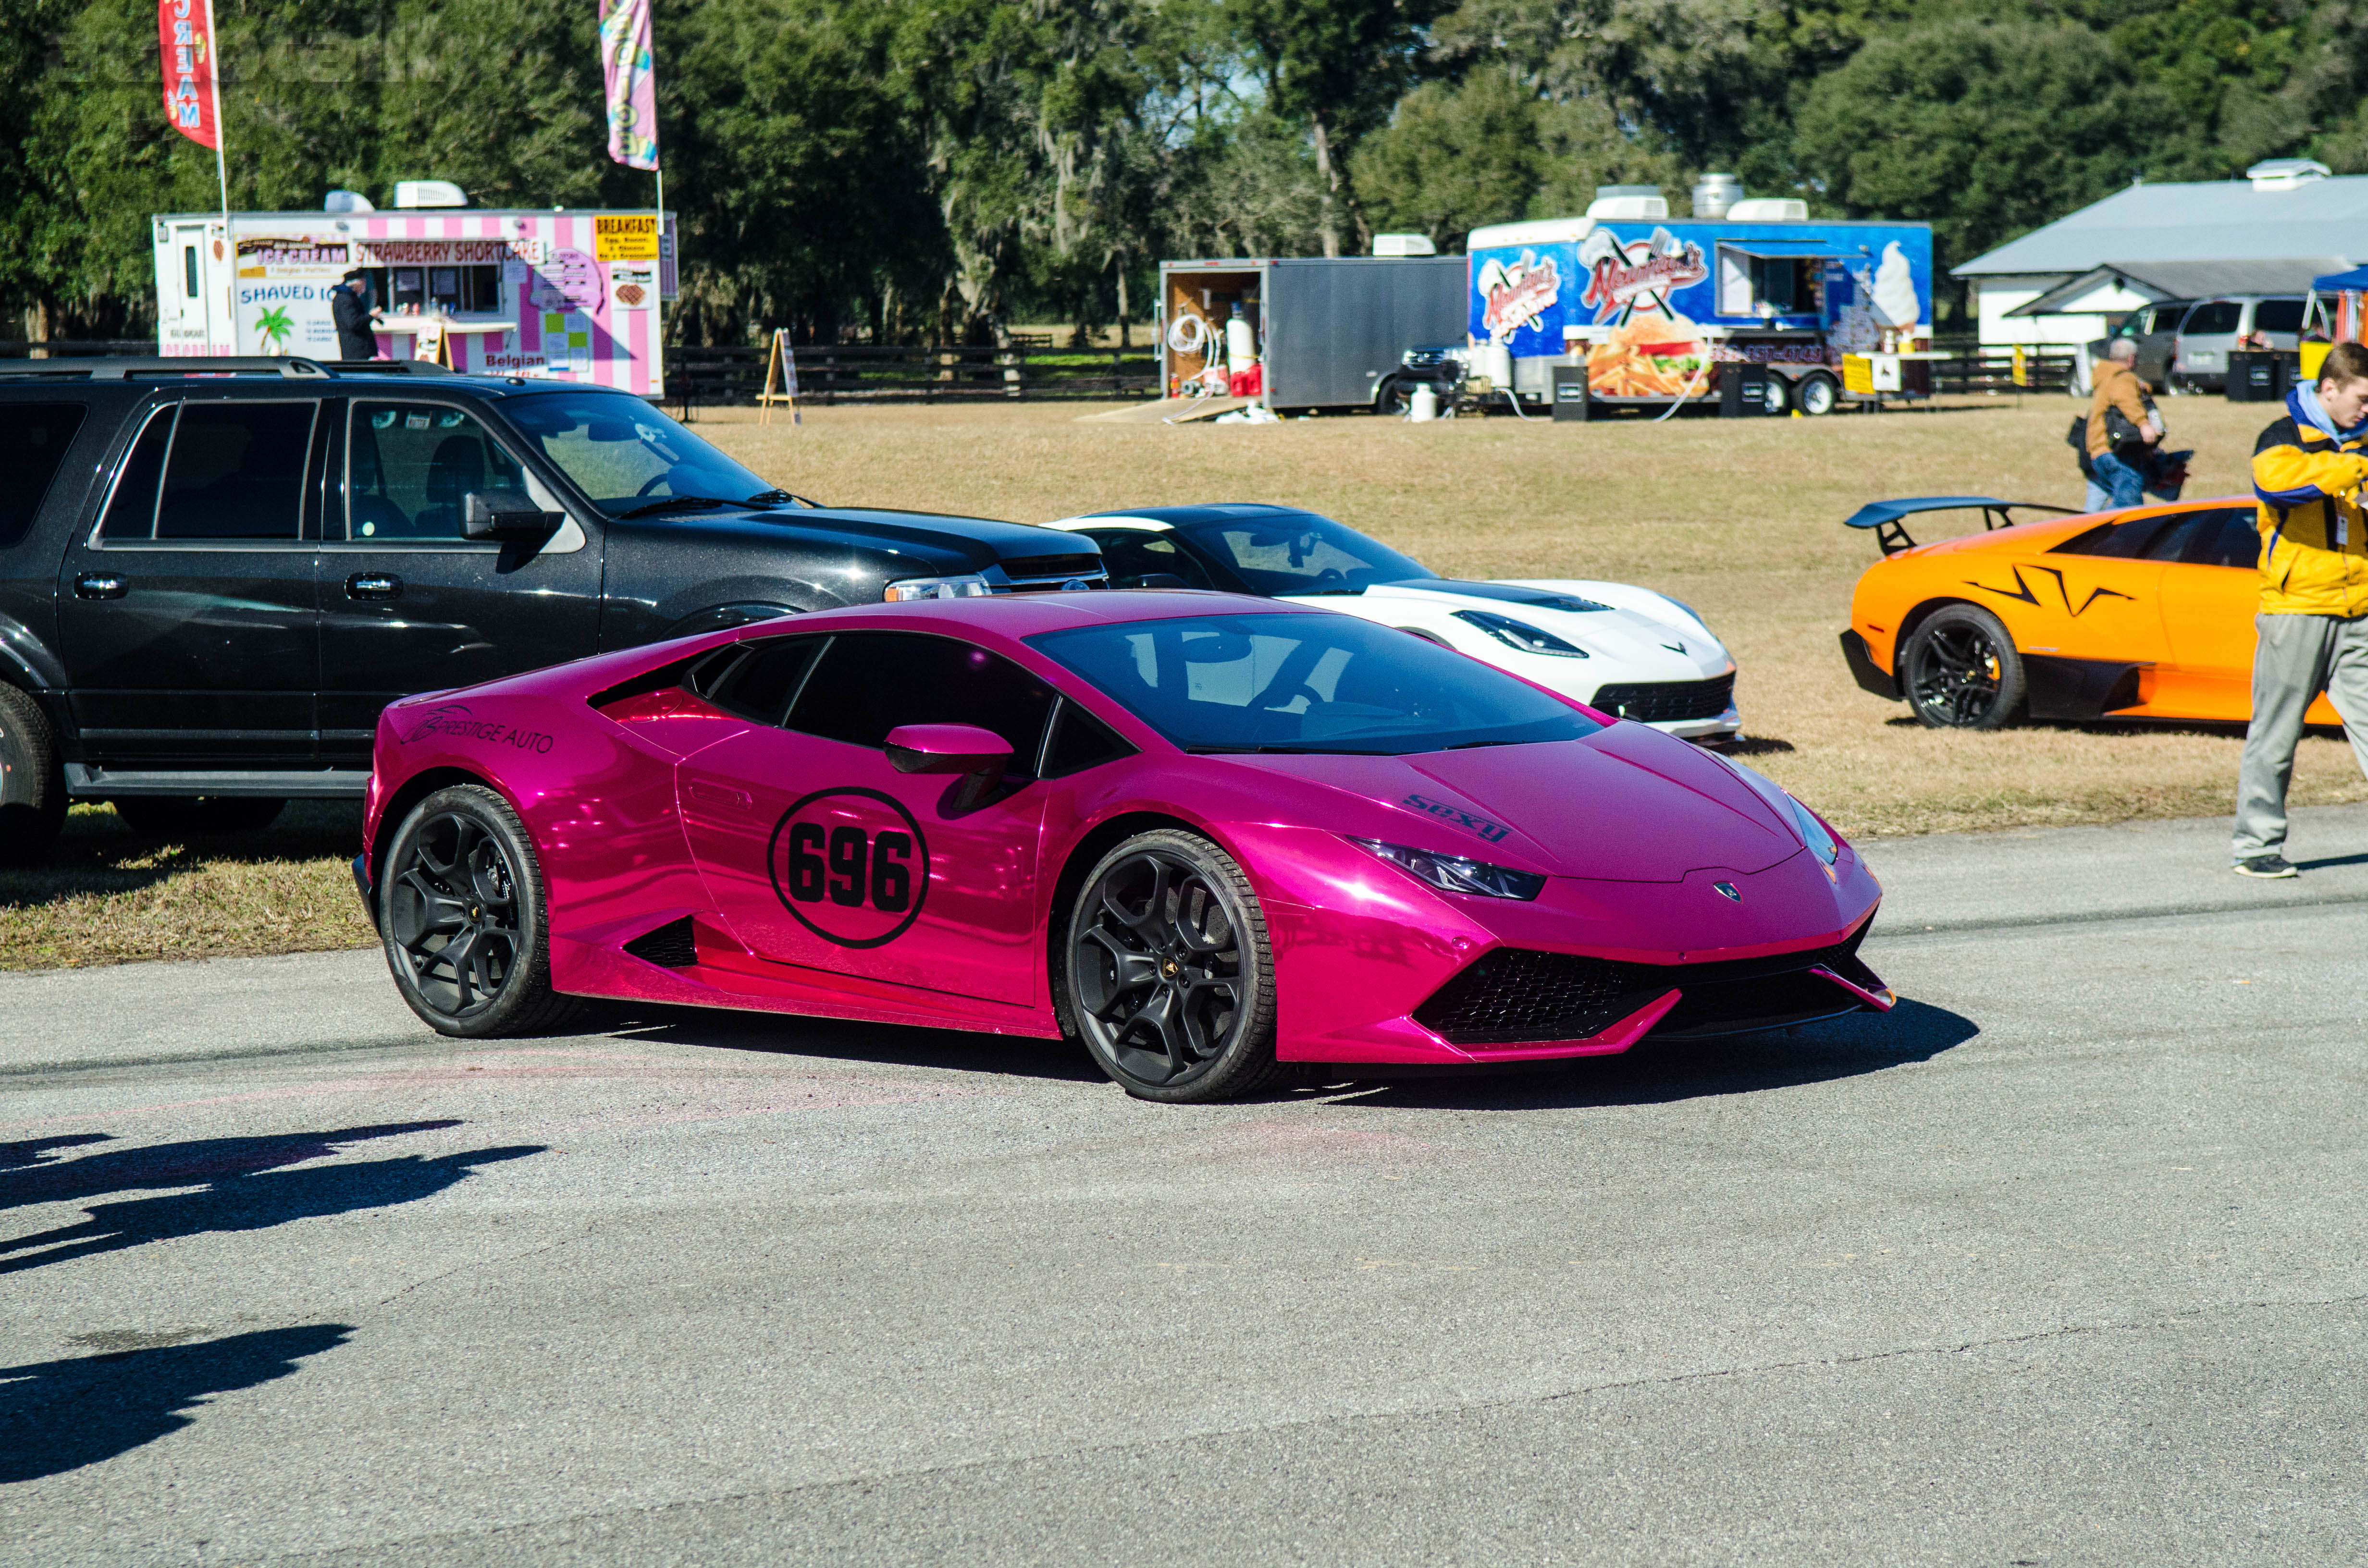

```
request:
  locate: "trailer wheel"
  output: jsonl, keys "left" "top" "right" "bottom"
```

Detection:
{"left": 1796, "top": 373, "right": 1839, "bottom": 416}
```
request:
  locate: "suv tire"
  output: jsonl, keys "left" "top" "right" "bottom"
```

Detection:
{"left": 0, "top": 685, "right": 67, "bottom": 866}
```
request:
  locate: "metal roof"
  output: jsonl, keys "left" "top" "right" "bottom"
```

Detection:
{"left": 1953, "top": 177, "right": 2368, "bottom": 278}
{"left": 2003, "top": 258, "right": 2341, "bottom": 316}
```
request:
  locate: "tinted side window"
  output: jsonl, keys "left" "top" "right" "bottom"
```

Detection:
{"left": 2139, "top": 511, "right": 2211, "bottom": 561}
{"left": 705, "top": 637, "right": 825, "bottom": 723}
{"left": 156, "top": 401, "right": 315, "bottom": 539}
{"left": 2253, "top": 299, "right": 2305, "bottom": 334}
{"left": 97, "top": 405, "right": 174, "bottom": 542}
{"left": 1041, "top": 699, "right": 1136, "bottom": 777}
{"left": 1085, "top": 529, "right": 1217, "bottom": 590}
{"left": 2181, "top": 508, "right": 2261, "bottom": 569}
{"left": 347, "top": 402, "right": 529, "bottom": 541}
{"left": 2053, "top": 515, "right": 2171, "bottom": 558}
{"left": 2183, "top": 301, "right": 2242, "bottom": 335}
{"left": 789, "top": 633, "right": 1057, "bottom": 766}
{"left": 0, "top": 402, "right": 87, "bottom": 548}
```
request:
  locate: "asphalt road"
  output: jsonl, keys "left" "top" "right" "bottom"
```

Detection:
{"left": 4, "top": 805, "right": 2367, "bottom": 1566}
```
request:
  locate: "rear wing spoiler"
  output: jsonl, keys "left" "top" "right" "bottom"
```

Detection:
{"left": 1843, "top": 496, "right": 2079, "bottom": 557}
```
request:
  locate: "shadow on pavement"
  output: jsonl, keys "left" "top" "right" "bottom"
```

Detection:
{"left": 0, "top": 1324, "right": 352, "bottom": 1482}
{"left": 594, "top": 1003, "right": 1107, "bottom": 1086}
{"left": 0, "top": 1122, "right": 462, "bottom": 1213}
{"left": 0, "top": 1140, "right": 543, "bottom": 1275}
{"left": 1296, "top": 997, "right": 1978, "bottom": 1111}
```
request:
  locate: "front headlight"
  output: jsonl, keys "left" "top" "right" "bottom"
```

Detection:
{"left": 884, "top": 575, "right": 993, "bottom": 602}
{"left": 1711, "top": 753, "right": 1839, "bottom": 866}
{"left": 1348, "top": 837, "right": 1547, "bottom": 900}
{"left": 1451, "top": 609, "right": 1589, "bottom": 658}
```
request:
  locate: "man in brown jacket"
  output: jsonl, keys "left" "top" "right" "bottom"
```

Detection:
{"left": 2086, "top": 338, "right": 2163, "bottom": 508}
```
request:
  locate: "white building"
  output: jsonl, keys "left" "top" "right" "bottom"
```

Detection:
{"left": 1953, "top": 159, "right": 2366, "bottom": 348}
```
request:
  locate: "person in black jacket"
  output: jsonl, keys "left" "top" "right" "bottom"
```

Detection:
{"left": 331, "top": 270, "right": 381, "bottom": 361}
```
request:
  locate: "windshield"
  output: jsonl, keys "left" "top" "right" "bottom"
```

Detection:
{"left": 1027, "top": 612, "right": 1603, "bottom": 755}
{"left": 502, "top": 393, "right": 776, "bottom": 515}
{"left": 1169, "top": 509, "right": 1433, "bottom": 595}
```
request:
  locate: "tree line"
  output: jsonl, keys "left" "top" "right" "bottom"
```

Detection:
{"left": 8, "top": 0, "right": 2368, "bottom": 347}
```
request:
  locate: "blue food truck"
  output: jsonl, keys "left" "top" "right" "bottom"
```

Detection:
{"left": 1463, "top": 210, "right": 1935, "bottom": 415}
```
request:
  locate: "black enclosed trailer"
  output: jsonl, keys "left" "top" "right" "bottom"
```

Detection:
{"left": 1158, "top": 256, "right": 1469, "bottom": 412}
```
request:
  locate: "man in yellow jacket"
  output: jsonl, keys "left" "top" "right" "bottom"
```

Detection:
{"left": 2233, "top": 339, "right": 2368, "bottom": 876}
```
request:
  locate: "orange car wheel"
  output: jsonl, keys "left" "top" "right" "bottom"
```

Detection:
{"left": 1901, "top": 605, "right": 2026, "bottom": 730}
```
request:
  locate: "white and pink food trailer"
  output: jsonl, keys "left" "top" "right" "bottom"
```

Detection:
{"left": 152, "top": 207, "right": 676, "bottom": 395}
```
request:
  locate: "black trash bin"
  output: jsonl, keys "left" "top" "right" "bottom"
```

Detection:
{"left": 2228, "top": 350, "right": 2294, "bottom": 403}
{"left": 1719, "top": 363, "right": 1769, "bottom": 418}
{"left": 1551, "top": 365, "right": 1591, "bottom": 422}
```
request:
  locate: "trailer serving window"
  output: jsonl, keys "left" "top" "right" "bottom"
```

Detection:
{"left": 361, "top": 265, "right": 502, "bottom": 317}
{"left": 1716, "top": 244, "right": 1828, "bottom": 318}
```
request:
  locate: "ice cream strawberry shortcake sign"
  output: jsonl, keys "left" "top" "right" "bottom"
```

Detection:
{"left": 153, "top": 206, "right": 677, "bottom": 393}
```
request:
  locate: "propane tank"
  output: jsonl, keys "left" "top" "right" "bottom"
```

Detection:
{"left": 1226, "top": 303, "right": 1258, "bottom": 373}
{"left": 1472, "top": 341, "right": 1514, "bottom": 392}
{"left": 1408, "top": 383, "right": 1438, "bottom": 421}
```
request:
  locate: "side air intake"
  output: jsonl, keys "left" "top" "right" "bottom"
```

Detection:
{"left": 623, "top": 916, "right": 699, "bottom": 969}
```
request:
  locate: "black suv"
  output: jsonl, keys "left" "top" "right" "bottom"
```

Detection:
{"left": 0, "top": 357, "right": 1104, "bottom": 861}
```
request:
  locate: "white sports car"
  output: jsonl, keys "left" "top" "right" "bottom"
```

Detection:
{"left": 1044, "top": 504, "right": 1741, "bottom": 742}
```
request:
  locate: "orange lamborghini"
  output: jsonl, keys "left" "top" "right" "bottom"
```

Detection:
{"left": 1838, "top": 496, "right": 2328, "bottom": 730}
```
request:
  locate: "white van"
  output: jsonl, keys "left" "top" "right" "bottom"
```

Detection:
{"left": 2169, "top": 296, "right": 2318, "bottom": 391}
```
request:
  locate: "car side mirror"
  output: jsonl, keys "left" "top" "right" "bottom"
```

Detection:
{"left": 1116, "top": 572, "right": 1190, "bottom": 590}
{"left": 463, "top": 491, "right": 564, "bottom": 539}
{"left": 885, "top": 723, "right": 1013, "bottom": 777}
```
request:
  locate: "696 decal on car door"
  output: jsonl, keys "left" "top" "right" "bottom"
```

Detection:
{"left": 768, "top": 788, "right": 930, "bottom": 948}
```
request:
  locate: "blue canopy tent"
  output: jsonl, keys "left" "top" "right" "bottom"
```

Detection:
{"left": 2306, "top": 268, "right": 2368, "bottom": 355}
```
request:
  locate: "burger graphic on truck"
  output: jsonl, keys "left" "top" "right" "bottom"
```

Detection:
{"left": 1575, "top": 227, "right": 1711, "bottom": 400}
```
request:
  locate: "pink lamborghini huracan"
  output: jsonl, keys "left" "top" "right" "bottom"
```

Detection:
{"left": 357, "top": 592, "right": 1891, "bottom": 1102}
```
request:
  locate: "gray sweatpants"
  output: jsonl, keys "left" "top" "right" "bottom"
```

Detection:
{"left": 2232, "top": 612, "right": 2368, "bottom": 859}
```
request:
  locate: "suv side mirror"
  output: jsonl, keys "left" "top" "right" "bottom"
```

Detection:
{"left": 463, "top": 491, "right": 564, "bottom": 539}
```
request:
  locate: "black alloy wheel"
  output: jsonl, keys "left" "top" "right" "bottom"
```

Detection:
{"left": 380, "top": 784, "right": 576, "bottom": 1037}
{"left": 111, "top": 796, "right": 285, "bottom": 837}
{"left": 1902, "top": 604, "right": 2026, "bottom": 730}
{"left": 0, "top": 684, "right": 67, "bottom": 866}
{"left": 1061, "top": 829, "right": 1283, "bottom": 1103}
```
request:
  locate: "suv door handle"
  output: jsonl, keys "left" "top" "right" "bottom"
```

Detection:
{"left": 346, "top": 573, "right": 402, "bottom": 600}
{"left": 74, "top": 574, "right": 128, "bottom": 600}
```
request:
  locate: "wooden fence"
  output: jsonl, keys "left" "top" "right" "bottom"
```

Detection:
{"left": 1925, "top": 349, "right": 2079, "bottom": 395}
{"left": 664, "top": 343, "right": 1160, "bottom": 414}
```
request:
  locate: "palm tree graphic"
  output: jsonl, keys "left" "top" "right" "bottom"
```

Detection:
{"left": 254, "top": 305, "right": 294, "bottom": 354}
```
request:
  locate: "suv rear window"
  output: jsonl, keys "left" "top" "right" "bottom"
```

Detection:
{"left": 0, "top": 403, "right": 87, "bottom": 548}
{"left": 2183, "top": 301, "right": 2242, "bottom": 335}
{"left": 106, "top": 402, "right": 316, "bottom": 542}
{"left": 2253, "top": 299, "right": 2305, "bottom": 334}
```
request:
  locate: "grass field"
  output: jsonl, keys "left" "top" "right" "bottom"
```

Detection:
{"left": 9, "top": 391, "right": 2362, "bottom": 970}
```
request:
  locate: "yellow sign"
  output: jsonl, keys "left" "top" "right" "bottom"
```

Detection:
{"left": 595, "top": 214, "right": 660, "bottom": 262}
